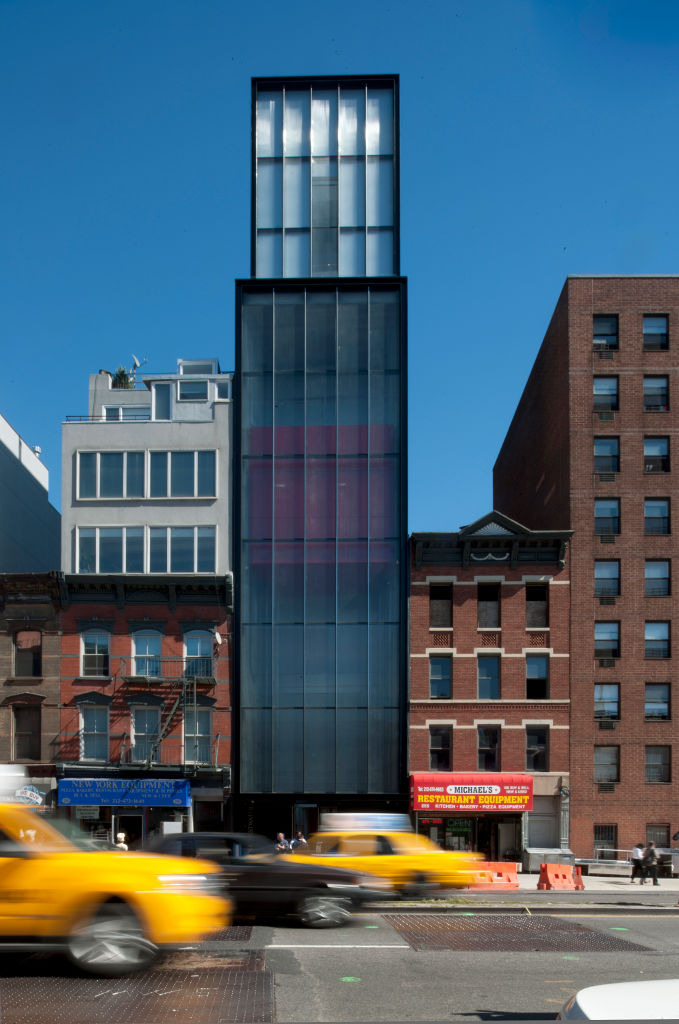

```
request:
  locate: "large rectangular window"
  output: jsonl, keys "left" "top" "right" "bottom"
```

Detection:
{"left": 643, "top": 314, "right": 668, "bottom": 350}
{"left": 644, "top": 436, "right": 669, "bottom": 472}
{"left": 595, "top": 621, "right": 620, "bottom": 659}
{"left": 593, "top": 315, "right": 618, "bottom": 350}
{"left": 594, "top": 683, "right": 620, "bottom": 720}
{"left": 429, "top": 657, "right": 451, "bottom": 699}
{"left": 185, "top": 708, "right": 212, "bottom": 763}
{"left": 77, "top": 451, "right": 145, "bottom": 499}
{"left": 477, "top": 583, "right": 500, "bottom": 628}
{"left": 149, "top": 527, "right": 216, "bottom": 573}
{"left": 77, "top": 450, "right": 216, "bottom": 499}
{"left": 80, "top": 705, "right": 109, "bottom": 761}
{"left": 131, "top": 707, "right": 160, "bottom": 762}
{"left": 594, "top": 437, "right": 619, "bottom": 473}
{"left": 645, "top": 745, "right": 671, "bottom": 783}
{"left": 13, "top": 705, "right": 40, "bottom": 760}
{"left": 594, "top": 498, "right": 620, "bottom": 535}
{"left": 77, "top": 526, "right": 145, "bottom": 574}
{"left": 594, "top": 745, "right": 619, "bottom": 783}
{"left": 526, "top": 726, "right": 549, "bottom": 771}
{"left": 526, "top": 584, "right": 548, "bottom": 627}
{"left": 645, "top": 683, "right": 670, "bottom": 720}
{"left": 13, "top": 631, "right": 42, "bottom": 677}
{"left": 593, "top": 376, "right": 619, "bottom": 411}
{"left": 645, "top": 621, "right": 670, "bottom": 659}
{"left": 429, "top": 726, "right": 451, "bottom": 771}
{"left": 643, "top": 376, "right": 669, "bottom": 412}
{"left": 645, "top": 560, "right": 670, "bottom": 597}
{"left": 594, "top": 824, "right": 618, "bottom": 859}
{"left": 429, "top": 584, "right": 452, "bottom": 628}
{"left": 526, "top": 655, "right": 549, "bottom": 699}
{"left": 594, "top": 560, "right": 620, "bottom": 596}
{"left": 478, "top": 656, "right": 500, "bottom": 699}
{"left": 645, "top": 498, "right": 670, "bottom": 535}
{"left": 478, "top": 726, "right": 500, "bottom": 771}
{"left": 81, "top": 632, "right": 110, "bottom": 677}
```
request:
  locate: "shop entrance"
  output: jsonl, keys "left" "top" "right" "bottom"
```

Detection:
{"left": 113, "top": 812, "right": 144, "bottom": 849}
{"left": 418, "top": 814, "right": 521, "bottom": 859}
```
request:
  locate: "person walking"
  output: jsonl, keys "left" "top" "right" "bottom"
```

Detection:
{"left": 114, "top": 831, "right": 128, "bottom": 851}
{"left": 630, "top": 841, "right": 644, "bottom": 882}
{"left": 273, "top": 832, "right": 290, "bottom": 854}
{"left": 290, "top": 830, "right": 308, "bottom": 851}
{"left": 640, "top": 840, "right": 660, "bottom": 885}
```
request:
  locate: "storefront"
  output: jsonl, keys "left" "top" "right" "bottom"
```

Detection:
{"left": 57, "top": 777, "right": 192, "bottom": 846}
{"left": 410, "top": 772, "right": 534, "bottom": 860}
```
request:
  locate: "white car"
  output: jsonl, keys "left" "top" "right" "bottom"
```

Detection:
{"left": 559, "top": 979, "right": 679, "bottom": 1020}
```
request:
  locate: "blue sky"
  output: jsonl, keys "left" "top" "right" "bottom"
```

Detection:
{"left": 2, "top": 0, "right": 679, "bottom": 528}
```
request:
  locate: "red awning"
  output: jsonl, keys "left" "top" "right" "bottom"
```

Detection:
{"left": 410, "top": 772, "right": 533, "bottom": 812}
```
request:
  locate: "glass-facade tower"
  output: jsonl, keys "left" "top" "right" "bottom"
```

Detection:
{"left": 236, "top": 76, "right": 406, "bottom": 823}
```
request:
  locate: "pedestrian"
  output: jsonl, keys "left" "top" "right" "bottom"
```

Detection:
{"left": 290, "top": 830, "right": 308, "bottom": 851}
{"left": 114, "top": 831, "right": 128, "bottom": 851}
{"left": 273, "top": 832, "right": 290, "bottom": 854}
{"left": 630, "top": 841, "right": 644, "bottom": 882}
{"left": 640, "top": 840, "right": 660, "bottom": 885}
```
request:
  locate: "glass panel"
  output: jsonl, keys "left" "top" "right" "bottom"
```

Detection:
{"left": 240, "top": 708, "right": 272, "bottom": 791}
{"left": 369, "top": 541, "right": 399, "bottom": 621}
{"left": 149, "top": 528, "right": 167, "bottom": 572}
{"left": 105, "top": 407, "right": 120, "bottom": 421}
{"left": 306, "top": 458, "right": 336, "bottom": 538}
{"left": 178, "top": 380, "right": 207, "bottom": 401}
{"left": 256, "top": 91, "right": 283, "bottom": 157}
{"left": 150, "top": 452, "right": 168, "bottom": 497}
{"left": 79, "top": 453, "right": 97, "bottom": 498}
{"left": 171, "top": 452, "right": 195, "bottom": 497}
{"left": 305, "top": 543, "right": 336, "bottom": 623}
{"left": 78, "top": 528, "right": 96, "bottom": 573}
{"left": 126, "top": 451, "right": 144, "bottom": 497}
{"left": 369, "top": 373, "right": 400, "bottom": 455}
{"left": 241, "top": 541, "right": 273, "bottom": 622}
{"left": 99, "top": 528, "right": 123, "bottom": 573}
{"left": 153, "top": 383, "right": 171, "bottom": 420}
{"left": 197, "top": 451, "right": 216, "bottom": 496}
{"left": 369, "top": 623, "right": 399, "bottom": 705}
{"left": 338, "top": 376, "right": 368, "bottom": 455}
{"left": 594, "top": 683, "right": 619, "bottom": 719}
{"left": 304, "top": 708, "right": 335, "bottom": 791}
{"left": 337, "top": 541, "right": 368, "bottom": 621}
{"left": 478, "top": 656, "right": 500, "bottom": 699}
{"left": 339, "top": 228, "right": 366, "bottom": 276}
{"left": 242, "top": 295, "right": 274, "bottom": 372}
{"left": 242, "top": 459, "right": 273, "bottom": 538}
{"left": 256, "top": 230, "right": 283, "bottom": 277}
{"left": 337, "top": 624, "right": 368, "bottom": 706}
{"left": 369, "top": 290, "right": 400, "bottom": 372}
{"left": 337, "top": 458, "right": 368, "bottom": 536}
{"left": 339, "top": 157, "right": 365, "bottom": 227}
{"left": 283, "top": 91, "right": 310, "bottom": 156}
{"left": 242, "top": 378, "right": 273, "bottom": 457}
{"left": 171, "top": 527, "right": 194, "bottom": 572}
{"left": 134, "top": 632, "right": 161, "bottom": 676}
{"left": 366, "top": 157, "right": 393, "bottom": 226}
{"left": 366, "top": 88, "right": 393, "bottom": 155}
{"left": 257, "top": 159, "right": 283, "bottom": 228}
{"left": 311, "top": 89, "right": 338, "bottom": 156}
{"left": 312, "top": 157, "right": 338, "bottom": 276}
{"left": 306, "top": 376, "right": 336, "bottom": 454}
{"left": 240, "top": 625, "right": 272, "bottom": 705}
{"left": 336, "top": 708, "right": 367, "bottom": 792}
{"left": 306, "top": 292, "right": 336, "bottom": 373}
{"left": 305, "top": 624, "right": 335, "bottom": 706}
{"left": 274, "top": 292, "right": 305, "bottom": 373}
{"left": 125, "top": 527, "right": 144, "bottom": 572}
{"left": 370, "top": 456, "right": 398, "bottom": 537}
{"left": 197, "top": 527, "right": 215, "bottom": 572}
{"left": 274, "top": 459, "right": 304, "bottom": 538}
{"left": 339, "top": 89, "right": 365, "bottom": 155}
{"left": 99, "top": 453, "right": 124, "bottom": 497}
{"left": 273, "top": 709, "right": 303, "bottom": 791}
{"left": 273, "top": 542, "right": 304, "bottom": 621}
{"left": 366, "top": 228, "right": 394, "bottom": 275}
{"left": 273, "top": 625, "right": 303, "bottom": 706}
{"left": 338, "top": 291, "right": 368, "bottom": 371}
{"left": 645, "top": 684, "right": 669, "bottom": 719}
{"left": 368, "top": 708, "right": 399, "bottom": 791}
{"left": 284, "top": 158, "right": 310, "bottom": 228}
{"left": 283, "top": 229, "right": 310, "bottom": 276}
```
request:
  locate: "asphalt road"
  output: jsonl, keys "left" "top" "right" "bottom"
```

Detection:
{"left": 3, "top": 911, "right": 679, "bottom": 1023}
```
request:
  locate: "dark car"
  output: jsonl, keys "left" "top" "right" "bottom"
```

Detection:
{"left": 146, "top": 832, "right": 393, "bottom": 927}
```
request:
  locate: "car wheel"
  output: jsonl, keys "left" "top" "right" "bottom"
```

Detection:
{"left": 67, "top": 901, "right": 160, "bottom": 976}
{"left": 296, "top": 895, "right": 352, "bottom": 928}
{"left": 402, "top": 872, "right": 431, "bottom": 897}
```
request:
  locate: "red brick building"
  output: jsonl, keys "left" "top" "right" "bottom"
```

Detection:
{"left": 409, "top": 513, "right": 571, "bottom": 861}
{"left": 57, "top": 574, "right": 232, "bottom": 845}
{"left": 495, "top": 276, "right": 679, "bottom": 859}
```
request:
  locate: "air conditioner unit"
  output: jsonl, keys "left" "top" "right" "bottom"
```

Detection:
{"left": 598, "top": 782, "right": 616, "bottom": 793}
{"left": 598, "top": 473, "right": 615, "bottom": 482}
{"left": 598, "top": 411, "right": 615, "bottom": 421}
{"left": 598, "top": 350, "right": 615, "bottom": 360}
{"left": 598, "top": 720, "right": 615, "bottom": 730}
{"left": 599, "top": 658, "right": 615, "bottom": 668}
{"left": 599, "top": 535, "right": 616, "bottom": 544}
{"left": 599, "top": 596, "right": 616, "bottom": 606}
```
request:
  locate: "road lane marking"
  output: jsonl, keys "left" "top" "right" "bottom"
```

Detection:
{"left": 267, "top": 943, "right": 409, "bottom": 949}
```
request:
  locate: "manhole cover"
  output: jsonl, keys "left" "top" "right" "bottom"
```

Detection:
{"left": 210, "top": 924, "right": 254, "bottom": 942}
{"left": 384, "top": 914, "right": 652, "bottom": 953}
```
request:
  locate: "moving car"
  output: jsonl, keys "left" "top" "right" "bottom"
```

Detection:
{"left": 0, "top": 802, "right": 229, "bottom": 976}
{"left": 147, "top": 831, "right": 394, "bottom": 926}
{"left": 286, "top": 828, "right": 481, "bottom": 893}
{"left": 558, "top": 978, "right": 679, "bottom": 1020}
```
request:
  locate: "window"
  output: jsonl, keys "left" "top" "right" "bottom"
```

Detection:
{"left": 478, "top": 655, "right": 500, "bottom": 699}
{"left": 103, "top": 406, "right": 150, "bottom": 421}
{"left": 429, "top": 657, "right": 451, "bottom": 699}
{"left": 643, "top": 376, "right": 669, "bottom": 412}
{"left": 645, "top": 621, "right": 670, "bottom": 659}
{"left": 645, "top": 560, "right": 670, "bottom": 597}
{"left": 645, "top": 683, "right": 670, "bottom": 720}
{"left": 477, "top": 583, "right": 500, "bottom": 628}
{"left": 185, "top": 708, "right": 212, "bottom": 763}
{"left": 77, "top": 451, "right": 145, "bottom": 499}
{"left": 429, "top": 726, "right": 451, "bottom": 771}
{"left": 178, "top": 380, "right": 208, "bottom": 401}
{"left": 595, "top": 621, "right": 620, "bottom": 659}
{"left": 594, "top": 683, "right": 620, "bottom": 720}
{"left": 593, "top": 376, "right": 619, "bottom": 411}
{"left": 133, "top": 631, "right": 162, "bottom": 676}
{"left": 594, "top": 560, "right": 620, "bottom": 596}
{"left": 594, "top": 745, "right": 619, "bottom": 783}
{"left": 643, "top": 315, "right": 668, "bottom": 351}
{"left": 149, "top": 526, "right": 216, "bottom": 573}
{"left": 647, "top": 824, "right": 670, "bottom": 847}
{"left": 644, "top": 436, "right": 669, "bottom": 472}
{"left": 77, "top": 526, "right": 144, "bottom": 574}
{"left": 149, "top": 451, "right": 216, "bottom": 498}
{"left": 645, "top": 745, "right": 671, "bottom": 783}
{"left": 131, "top": 707, "right": 160, "bottom": 762}
{"left": 593, "top": 315, "right": 618, "bottom": 350}
{"left": 526, "top": 584, "right": 548, "bottom": 627}
{"left": 184, "top": 631, "right": 213, "bottom": 677}
{"left": 645, "top": 498, "right": 670, "bottom": 535}
{"left": 594, "top": 824, "right": 618, "bottom": 860}
{"left": 594, "top": 437, "right": 619, "bottom": 473}
{"left": 429, "top": 584, "right": 452, "bottom": 628}
{"left": 526, "top": 655, "right": 549, "bottom": 699}
{"left": 478, "top": 726, "right": 500, "bottom": 771}
{"left": 153, "top": 383, "right": 171, "bottom": 420}
{"left": 80, "top": 705, "right": 109, "bottom": 761}
{"left": 13, "top": 705, "right": 40, "bottom": 760}
{"left": 81, "top": 631, "right": 110, "bottom": 677}
{"left": 594, "top": 498, "right": 620, "bottom": 534}
{"left": 526, "top": 726, "right": 549, "bottom": 771}
{"left": 13, "top": 631, "right": 42, "bottom": 677}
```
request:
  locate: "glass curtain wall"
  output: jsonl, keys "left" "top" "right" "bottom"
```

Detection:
{"left": 240, "top": 284, "right": 402, "bottom": 793}
{"left": 255, "top": 83, "right": 395, "bottom": 278}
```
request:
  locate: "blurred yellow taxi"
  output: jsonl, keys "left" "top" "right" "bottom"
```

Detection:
{"left": 0, "top": 801, "right": 230, "bottom": 975}
{"left": 286, "top": 825, "right": 480, "bottom": 893}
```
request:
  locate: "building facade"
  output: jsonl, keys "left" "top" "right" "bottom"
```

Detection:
{"left": 0, "top": 413, "right": 60, "bottom": 572}
{"left": 235, "top": 76, "right": 408, "bottom": 833}
{"left": 494, "top": 276, "right": 679, "bottom": 858}
{"left": 409, "top": 514, "right": 571, "bottom": 860}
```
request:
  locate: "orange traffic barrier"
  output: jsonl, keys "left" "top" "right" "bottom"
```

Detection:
{"left": 468, "top": 861, "right": 519, "bottom": 890}
{"left": 537, "top": 863, "right": 584, "bottom": 890}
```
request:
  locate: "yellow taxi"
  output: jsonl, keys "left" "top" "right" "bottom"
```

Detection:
{"left": 0, "top": 801, "right": 230, "bottom": 975}
{"left": 285, "top": 815, "right": 480, "bottom": 893}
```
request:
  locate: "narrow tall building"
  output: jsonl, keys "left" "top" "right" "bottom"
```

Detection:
{"left": 494, "top": 277, "right": 679, "bottom": 858}
{"left": 235, "top": 76, "right": 408, "bottom": 833}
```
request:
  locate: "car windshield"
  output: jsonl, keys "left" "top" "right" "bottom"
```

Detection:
{"left": 0, "top": 807, "right": 76, "bottom": 851}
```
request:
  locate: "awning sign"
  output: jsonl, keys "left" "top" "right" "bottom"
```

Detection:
{"left": 410, "top": 773, "right": 533, "bottom": 812}
{"left": 58, "top": 778, "right": 191, "bottom": 807}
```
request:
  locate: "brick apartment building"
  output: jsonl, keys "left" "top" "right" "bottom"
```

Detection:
{"left": 494, "top": 276, "right": 679, "bottom": 859}
{"left": 409, "top": 513, "right": 571, "bottom": 861}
